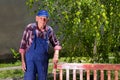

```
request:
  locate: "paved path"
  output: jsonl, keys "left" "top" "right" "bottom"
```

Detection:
{"left": 0, "top": 66, "right": 21, "bottom": 71}
{"left": 0, "top": 77, "right": 23, "bottom": 80}
{"left": 0, "top": 62, "right": 65, "bottom": 71}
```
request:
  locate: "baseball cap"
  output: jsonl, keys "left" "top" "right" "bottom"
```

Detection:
{"left": 37, "top": 10, "right": 49, "bottom": 18}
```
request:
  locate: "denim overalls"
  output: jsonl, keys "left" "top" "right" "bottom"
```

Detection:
{"left": 24, "top": 29, "right": 49, "bottom": 80}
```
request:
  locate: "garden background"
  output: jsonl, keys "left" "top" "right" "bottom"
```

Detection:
{"left": 0, "top": 0, "right": 120, "bottom": 79}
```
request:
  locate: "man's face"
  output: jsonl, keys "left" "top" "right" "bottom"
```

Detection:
{"left": 36, "top": 16, "right": 48, "bottom": 29}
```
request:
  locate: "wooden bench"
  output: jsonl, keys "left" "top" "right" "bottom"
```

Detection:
{"left": 53, "top": 63, "right": 120, "bottom": 80}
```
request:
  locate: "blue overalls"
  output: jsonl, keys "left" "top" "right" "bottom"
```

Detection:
{"left": 24, "top": 29, "right": 49, "bottom": 80}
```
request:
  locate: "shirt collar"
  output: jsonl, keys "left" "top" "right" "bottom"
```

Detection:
{"left": 36, "top": 23, "right": 48, "bottom": 32}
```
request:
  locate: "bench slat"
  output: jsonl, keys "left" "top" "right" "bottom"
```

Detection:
{"left": 80, "top": 70, "right": 83, "bottom": 80}
{"left": 60, "top": 69, "right": 63, "bottom": 80}
{"left": 57, "top": 63, "right": 120, "bottom": 70}
{"left": 73, "top": 69, "right": 76, "bottom": 80}
{"left": 87, "top": 70, "right": 90, "bottom": 80}
{"left": 101, "top": 70, "right": 104, "bottom": 80}
{"left": 94, "top": 70, "right": 97, "bottom": 80}
{"left": 115, "top": 70, "right": 118, "bottom": 80}
{"left": 107, "top": 70, "right": 111, "bottom": 80}
{"left": 66, "top": 69, "right": 69, "bottom": 80}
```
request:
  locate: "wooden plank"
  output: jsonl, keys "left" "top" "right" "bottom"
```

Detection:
{"left": 94, "top": 70, "right": 97, "bottom": 80}
{"left": 80, "top": 70, "right": 83, "bottom": 80}
{"left": 60, "top": 69, "right": 63, "bottom": 80}
{"left": 73, "top": 69, "right": 76, "bottom": 80}
{"left": 107, "top": 70, "right": 111, "bottom": 80}
{"left": 57, "top": 63, "right": 120, "bottom": 70}
{"left": 115, "top": 70, "right": 118, "bottom": 80}
{"left": 100, "top": 70, "right": 104, "bottom": 80}
{"left": 66, "top": 69, "right": 69, "bottom": 80}
{"left": 86, "top": 70, "right": 90, "bottom": 80}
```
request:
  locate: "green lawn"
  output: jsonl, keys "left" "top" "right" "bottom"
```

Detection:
{"left": 0, "top": 58, "right": 64, "bottom": 79}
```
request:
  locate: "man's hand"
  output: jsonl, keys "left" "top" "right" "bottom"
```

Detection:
{"left": 20, "top": 53, "right": 26, "bottom": 72}
{"left": 21, "top": 60, "right": 26, "bottom": 72}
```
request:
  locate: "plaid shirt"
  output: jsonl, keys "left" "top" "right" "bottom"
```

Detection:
{"left": 19, "top": 23, "right": 61, "bottom": 54}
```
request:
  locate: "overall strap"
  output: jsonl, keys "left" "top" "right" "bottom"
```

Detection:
{"left": 33, "top": 29, "right": 37, "bottom": 49}
{"left": 45, "top": 31, "right": 49, "bottom": 41}
{"left": 46, "top": 27, "right": 51, "bottom": 41}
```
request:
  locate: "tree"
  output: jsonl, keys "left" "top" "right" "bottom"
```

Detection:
{"left": 26, "top": 0, "right": 120, "bottom": 63}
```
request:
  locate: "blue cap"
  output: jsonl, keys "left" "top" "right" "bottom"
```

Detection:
{"left": 37, "top": 10, "right": 49, "bottom": 18}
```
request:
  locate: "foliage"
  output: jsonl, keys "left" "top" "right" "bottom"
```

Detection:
{"left": 10, "top": 48, "right": 20, "bottom": 60}
{"left": 25, "top": 0, "right": 120, "bottom": 63}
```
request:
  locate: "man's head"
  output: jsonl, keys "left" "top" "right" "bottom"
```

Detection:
{"left": 36, "top": 10, "right": 49, "bottom": 30}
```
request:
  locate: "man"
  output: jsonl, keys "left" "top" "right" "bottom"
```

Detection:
{"left": 19, "top": 10, "right": 61, "bottom": 80}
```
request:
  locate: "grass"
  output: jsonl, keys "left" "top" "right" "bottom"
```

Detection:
{"left": 0, "top": 60, "right": 21, "bottom": 68}
{"left": 0, "top": 69, "right": 23, "bottom": 79}
{"left": 0, "top": 65, "right": 53, "bottom": 79}
{"left": 0, "top": 58, "right": 64, "bottom": 79}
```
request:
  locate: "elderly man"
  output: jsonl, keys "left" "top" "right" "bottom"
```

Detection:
{"left": 19, "top": 10, "right": 61, "bottom": 80}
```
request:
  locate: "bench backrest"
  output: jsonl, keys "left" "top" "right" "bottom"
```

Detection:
{"left": 53, "top": 63, "right": 120, "bottom": 80}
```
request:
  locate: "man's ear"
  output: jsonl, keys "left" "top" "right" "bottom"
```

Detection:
{"left": 36, "top": 16, "right": 38, "bottom": 22}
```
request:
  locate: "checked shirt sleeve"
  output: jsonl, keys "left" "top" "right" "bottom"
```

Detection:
{"left": 19, "top": 25, "right": 30, "bottom": 54}
{"left": 48, "top": 27, "right": 62, "bottom": 50}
